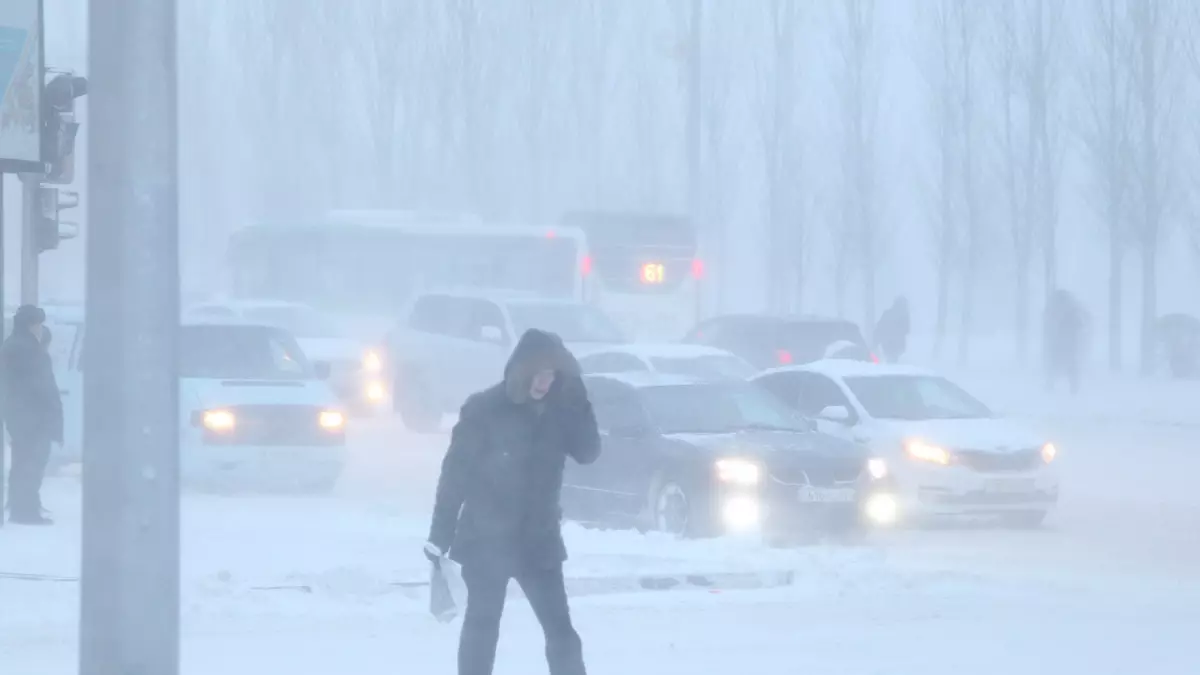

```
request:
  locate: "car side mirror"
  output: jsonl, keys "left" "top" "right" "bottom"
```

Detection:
{"left": 480, "top": 325, "right": 505, "bottom": 344}
{"left": 818, "top": 405, "right": 853, "bottom": 425}
{"left": 313, "top": 361, "right": 332, "bottom": 380}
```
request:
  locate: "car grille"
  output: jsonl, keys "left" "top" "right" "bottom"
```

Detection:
{"left": 954, "top": 448, "right": 1041, "bottom": 472}
{"left": 768, "top": 457, "right": 862, "bottom": 487}
{"left": 204, "top": 404, "right": 343, "bottom": 447}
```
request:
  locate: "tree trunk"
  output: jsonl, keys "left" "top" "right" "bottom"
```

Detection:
{"left": 1139, "top": 238, "right": 1157, "bottom": 375}
{"left": 1015, "top": 254, "right": 1030, "bottom": 362}
{"left": 1107, "top": 225, "right": 1122, "bottom": 372}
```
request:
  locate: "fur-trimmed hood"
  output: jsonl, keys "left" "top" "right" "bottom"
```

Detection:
{"left": 503, "top": 329, "right": 580, "bottom": 404}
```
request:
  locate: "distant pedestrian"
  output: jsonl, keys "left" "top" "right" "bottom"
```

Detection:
{"left": 874, "top": 296, "right": 910, "bottom": 363}
{"left": 1, "top": 306, "right": 63, "bottom": 525}
{"left": 1156, "top": 314, "right": 1200, "bottom": 379}
{"left": 1043, "top": 290, "right": 1086, "bottom": 394}
{"left": 425, "top": 329, "right": 600, "bottom": 675}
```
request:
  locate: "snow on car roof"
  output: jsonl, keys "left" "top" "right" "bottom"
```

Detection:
{"left": 580, "top": 343, "right": 740, "bottom": 359}
{"left": 757, "top": 359, "right": 936, "bottom": 380}
{"left": 584, "top": 371, "right": 705, "bottom": 389}
{"left": 188, "top": 298, "right": 312, "bottom": 312}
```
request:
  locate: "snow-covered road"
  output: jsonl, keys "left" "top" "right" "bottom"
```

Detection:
{"left": 4, "top": 377, "right": 1200, "bottom": 674}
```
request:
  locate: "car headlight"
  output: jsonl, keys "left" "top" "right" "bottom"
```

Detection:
{"left": 202, "top": 409, "right": 236, "bottom": 433}
{"left": 319, "top": 410, "right": 346, "bottom": 431}
{"left": 715, "top": 458, "right": 761, "bottom": 485}
{"left": 867, "top": 458, "right": 888, "bottom": 480}
{"left": 905, "top": 439, "right": 952, "bottom": 465}
{"left": 363, "top": 350, "right": 383, "bottom": 373}
{"left": 365, "top": 380, "right": 386, "bottom": 402}
{"left": 864, "top": 493, "right": 898, "bottom": 525}
{"left": 1041, "top": 442, "right": 1057, "bottom": 464}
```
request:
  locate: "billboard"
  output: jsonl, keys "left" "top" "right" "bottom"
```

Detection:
{"left": 0, "top": 0, "right": 43, "bottom": 172}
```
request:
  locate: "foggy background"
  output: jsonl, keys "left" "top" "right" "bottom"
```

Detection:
{"left": 7, "top": 0, "right": 1200, "bottom": 369}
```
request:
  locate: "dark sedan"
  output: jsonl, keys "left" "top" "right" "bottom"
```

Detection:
{"left": 563, "top": 373, "right": 894, "bottom": 540}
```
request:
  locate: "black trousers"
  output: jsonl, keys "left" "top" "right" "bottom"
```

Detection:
{"left": 8, "top": 436, "right": 51, "bottom": 518}
{"left": 458, "top": 562, "right": 585, "bottom": 675}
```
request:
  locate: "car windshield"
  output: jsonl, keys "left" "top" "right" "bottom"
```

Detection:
{"left": 640, "top": 383, "right": 810, "bottom": 434}
{"left": 650, "top": 355, "right": 756, "bottom": 380}
{"left": 844, "top": 375, "right": 992, "bottom": 420}
{"left": 507, "top": 303, "right": 626, "bottom": 343}
{"left": 180, "top": 325, "right": 313, "bottom": 380}
{"left": 242, "top": 306, "right": 342, "bottom": 338}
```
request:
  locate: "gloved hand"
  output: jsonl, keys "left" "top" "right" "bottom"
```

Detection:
{"left": 424, "top": 541, "right": 445, "bottom": 565}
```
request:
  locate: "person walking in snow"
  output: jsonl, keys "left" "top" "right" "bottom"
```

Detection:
{"left": 1043, "top": 290, "right": 1086, "bottom": 394}
{"left": 873, "top": 296, "right": 911, "bottom": 363}
{"left": 424, "top": 328, "right": 601, "bottom": 675}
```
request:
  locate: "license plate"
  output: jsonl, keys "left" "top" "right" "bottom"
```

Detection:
{"left": 798, "top": 486, "right": 856, "bottom": 503}
{"left": 984, "top": 478, "right": 1036, "bottom": 494}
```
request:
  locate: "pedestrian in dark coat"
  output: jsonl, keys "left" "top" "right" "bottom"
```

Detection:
{"left": 425, "top": 328, "right": 600, "bottom": 675}
{"left": 1, "top": 305, "right": 63, "bottom": 525}
{"left": 873, "top": 296, "right": 910, "bottom": 363}
{"left": 1043, "top": 289, "right": 1086, "bottom": 394}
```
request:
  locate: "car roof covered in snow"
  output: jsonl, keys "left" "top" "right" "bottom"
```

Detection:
{"left": 699, "top": 312, "right": 856, "bottom": 326}
{"left": 584, "top": 371, "right": 708, "bottom": 389}
{"left": 578, "top": 343, "right": 743, "bottom": 360}
{"left": 186, "top": 298, "right": 315, "bottom": 313}
{"left": 755, "top": 359, "right": 937, "bottom": 380}
{"left": 413, "top": 288, "right": 583, "bottom": 306}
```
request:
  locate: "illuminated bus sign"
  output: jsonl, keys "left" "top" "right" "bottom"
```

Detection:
{"left": 640, "top": 262, "right": 666, "bottom": 284}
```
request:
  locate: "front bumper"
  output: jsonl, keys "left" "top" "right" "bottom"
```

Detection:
{"left": 709, "top": 478, "right": 892, "bottom": 536}
{"left": 894, "top": 462, "right": 1060, "bottom": 518}
{"left": 181, "top": 441, "right": 346, "bottom": 492}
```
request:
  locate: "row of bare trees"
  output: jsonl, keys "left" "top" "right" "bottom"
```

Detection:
{"left": 174, "top": 0, "right": 1200, "bottom": 371}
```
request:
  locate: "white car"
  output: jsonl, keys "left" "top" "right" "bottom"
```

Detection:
{"left": 751, "top": 360, "right": 1060, "bottom": 527}
{"left": 59, "top": 318, "right": 348, "bottom": 492}
{"left": 185, "top": 299, "right": 388, "bottom": 413}
{"left": 577, "top": 344, "right": 756, "bottom": 380}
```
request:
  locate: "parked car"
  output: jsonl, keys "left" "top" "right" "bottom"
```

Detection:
{"left": 577, "top": 344, "right": 755, "bottom": 380}
{"left": 682, "top": 313, "right": 876, "bottom": 370}
{"left": 59, "top": 318, "right": 348, "bottom": 492}
{"left": 185, "top": 299, "right": 388, "bottom": 413}
{"left": 562, "top": 373, "right": 894, "bottom": 540}
{"left": 751, "top": 360, "right": 1060, "bottom": 527}
{"left": 386, "top": 290, "right": 626, "bottom": 432}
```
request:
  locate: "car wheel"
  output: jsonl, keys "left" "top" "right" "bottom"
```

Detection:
{"left": 645, "top": 475, "right": 712, "bottom": 539}
{"left": 395, "top": 368, "right": 441, "bottom": 434}
{"left": 1000, "top": 510, "right": 1047, "bottom": 529}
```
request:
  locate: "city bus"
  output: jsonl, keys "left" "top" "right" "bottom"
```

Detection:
{"left": 561, "top": 211, "right": 702, "bottom": 341}
{"left": 226, "top": 211, "right": 587, "bottom": 336}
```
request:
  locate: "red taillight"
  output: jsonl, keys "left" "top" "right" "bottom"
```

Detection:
{"left": 691, "top": 258, "right": 705, "bottom": 279}
{"left": 870, "top": 352, "right": 880, "bottom": 364}
{"left": 776, "top": 349, "right": 793, "bottom": 365}
{"left": 545, "top": 229, "right": 556, "bottom": 239}
{"left": 581, "top": 255, "right": 592, "bottom": 276}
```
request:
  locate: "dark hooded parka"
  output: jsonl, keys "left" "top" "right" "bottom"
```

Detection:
{"left": 428, "top": 329, "right": 601, "bottom": 575}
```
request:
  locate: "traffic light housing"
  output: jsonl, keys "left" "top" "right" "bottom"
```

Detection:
{"left": 36, "top": 187, "right": 80, "bottom": 253}
{"left": 42, "top": 72, "right": 88, "bottom": 184}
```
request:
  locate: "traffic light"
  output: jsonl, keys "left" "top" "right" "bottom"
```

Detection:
{"left": 42, "top": 71, "right": 88, "bottom": 184}
{"left": 35, "top": 187, "right": 80, "bottom": 253}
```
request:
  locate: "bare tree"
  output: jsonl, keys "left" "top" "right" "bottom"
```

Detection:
{"left": 1077, "top": 0, "right": 1134, "bottom": 371}
{"left": 914, "top": 0, "right": 963, "bottom": 356}
{"left": 758, "top": 0, "right": 804, "bottom": 314}
{"left": 1127, "top": 0, "right": 1184, "bottom": 374}
{"left": 832, "top": 0, "right": 881, "bottom": 334}
{"left": 955, "top": 0, "right": 983, "bottom": 364}
{"left": 697, "top": 3, "right": 739, "bottom": 313}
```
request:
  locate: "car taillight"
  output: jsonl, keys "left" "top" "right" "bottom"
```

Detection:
{"left": 581, "top": 255, "right": 592, "bottom": 276}
{"left": 870, "top": 352, "right": 880, "bottom": 364}
{"left": 691, "top": 258, "right": 705, "bottom": 279}
{"left": 776, "top": 349, "right": 793, "bottom": 365}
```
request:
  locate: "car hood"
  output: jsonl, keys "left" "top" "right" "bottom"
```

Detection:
{"left": 565, "top": 341, "right": 626, "bottom": 357}
{"left": 874, "top": 417, "right": 1044, "bottom": 452}
{"left": 661, "top": 428, "right": 863, "bottom": 459}
{"left": 296, "top": 338, "right": 362, "bottom": 362}
{"left": 181, "top": 377, "right": 338, "bottom": 410}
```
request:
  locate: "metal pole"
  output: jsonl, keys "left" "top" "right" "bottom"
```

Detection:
{"left": 0, "top": 175, "right": 7, "bottom": 528}
{"left": 685, "top": 0, "right": 704, "bottom": 319}
{"left": 80, "top": 0, "right": 180, "bottom": 672}
{"left": 20, "top": 177, "right": 39, "bottom": 305}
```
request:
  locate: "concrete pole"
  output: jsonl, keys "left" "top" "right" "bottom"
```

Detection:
{"left": 685, "top": 0, "right": 704, "bottom": 319}
{"left": 80, "top": 0, "right": 180, "bottom": 673}
{"left": 20, "top": 177, "right": 39, "bottom": 305}
{"left": 0, "top": 177, "right": 6, "bottom": 527}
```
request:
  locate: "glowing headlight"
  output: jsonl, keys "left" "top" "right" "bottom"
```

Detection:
{"left": 867, "top": 458, "right": 888, "bottom": 480}
{"left": 365, "top": 380, "right": 386, "bottom": 402}
{"left": 202, "top": 409, "right": 236, "bottom": 432}
{"left": 363, "top": 350, "right": 383, "bottom": 373}
{"left": 864, "top": 493, "right": 898, "bottom": 525}
{"left": 720, "top": 496, "right": 761, "bottom": 530}
{"left": 319, "top": 410, "right": 346, "bottom": 431}
{"left": 1041, "top": 442, "right": 1057, "bottom": 464}
{"left": 715, "top": 458, "right": 761, "bottom": 485}
{"left": 905, "top": 439, "right": 952, "bottom": 465}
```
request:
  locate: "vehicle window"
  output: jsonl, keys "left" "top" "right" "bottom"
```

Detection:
{"left": 639, "top": 383, "right": 809, "bottom": 435}
{"left": 649, "top": 355, "right": 755, "bottom": 379}
{"left": 507, "top": 303, "right": 625, "bottom": 343}
{"left": 243, "top": 306, "right": 341, "bottom": 338}
{"left": 776, "top": 321, "right": 867, "bottom": 363}
{"left": 579, "top": 353, "right": 649, "bottom": 374}
{"left": 461, "top": 299, "right": 508, "bottom": 342}
{"left": 755, "top": 372, "right": 803, "bottom": 405}
{"left": 584, "top": 380, "right": 647, "bottom": 431}
{"left": 180, "top": 325, "right": 312, "bottom": 380}
{"left": 408, "top": 295, "right": 472, "bottom": 337}
{"left": 793, "top": 373, "right": 853, "bottom": 417}
{"left": 844, "top": 375, "right": 993, "bottom": 420}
